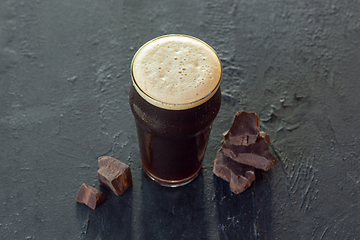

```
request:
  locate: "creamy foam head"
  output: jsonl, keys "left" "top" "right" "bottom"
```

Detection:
{"left": 131, "top": 35, "right": 222, "bottom": 110}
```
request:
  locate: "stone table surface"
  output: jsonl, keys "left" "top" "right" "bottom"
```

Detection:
{"left": 1, "top": 0, "right": 359, "bottom": 239}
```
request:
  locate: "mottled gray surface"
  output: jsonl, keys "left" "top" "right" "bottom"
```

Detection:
{"left": 1, "top": 0, "right": 359, "bottom": 239}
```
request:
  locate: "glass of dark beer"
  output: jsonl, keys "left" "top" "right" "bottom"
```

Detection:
{"left": 129, "top": 34, "right": 222, "bottom": 187}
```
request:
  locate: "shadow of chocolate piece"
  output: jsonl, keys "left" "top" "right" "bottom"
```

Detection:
{"left": 76, "top": 185, "right": 133, "bottom": 239}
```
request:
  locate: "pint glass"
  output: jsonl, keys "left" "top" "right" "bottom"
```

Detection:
{"left": 129, "top": 35, "right": 222, "bottom": 187}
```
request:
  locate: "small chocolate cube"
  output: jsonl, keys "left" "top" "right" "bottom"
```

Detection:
{"left": 76, "top": 183, "right": 106, "bottom": 209}
{"left": 97, "top": 156, "right": 132, "bottom": 196}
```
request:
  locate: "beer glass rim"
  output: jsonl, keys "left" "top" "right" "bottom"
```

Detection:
{"left": 130, "top": 34, "right": 222, "bottom": 110}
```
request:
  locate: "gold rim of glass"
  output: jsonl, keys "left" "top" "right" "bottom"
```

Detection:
{"left": 130, "top": 34, "right": 222, "bottom": 110}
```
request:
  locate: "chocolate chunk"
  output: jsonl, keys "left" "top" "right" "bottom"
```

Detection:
{"left": 213, "top": 149, "right": 255, "bottom": 194}
{"left": 260, "top": 131, "right": 270, "bottom": 145}
{"left": 213, "top": 111, "right": 277, "bottom": 194}
{"left": 97, "top": 156, "right": 132, "bottom": 196}
{"left": 224, "top": 111, "right": 260, "bottom": 146}
{"left": 76, "top": 183, "right": 106, "bottom": 209}
{"left": 222, "top": 134, "right": 277, "bottom": 171}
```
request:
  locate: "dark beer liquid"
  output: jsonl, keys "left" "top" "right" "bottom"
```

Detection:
{"left": 129, "top": 85, "right": 221, "bottom": 186}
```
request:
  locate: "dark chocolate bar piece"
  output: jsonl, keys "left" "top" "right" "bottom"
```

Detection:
{"left": 222, "top": 135, "right": 277, "bottom": 171}
{"left": 224, "top": 111, "right": 260, "bottom": 146}
{"left": 76, "top": 183, "right": 106, "bottom": 209}
{"left": 213, "top": 149, "right": 255, "bottom": 194}
{"left": 259, "top": 131, "right": 270, "bottom": 145}
{"left": 97, "top": 156, "right": 132, "bottom": 196}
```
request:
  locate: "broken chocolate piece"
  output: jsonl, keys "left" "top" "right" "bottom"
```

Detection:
{"left": 259, "top": 131, "right": 270, "bottom": 145}
{"left": 222, "top": 135, "right": 277, "bottom": 171}
{"left": 97, "top": 156, "right": 132, "bottom": 196}
{"left": 76, "top": 183, "right": 106, "bottom": 210}
{"left": 213, "top": 149, "right": 255, "bottom": 194}
{"left": 213, "top": 111, "right": 277, "bottom": 194}
{"left": 224, "top": 111, "right": 260, "bottom": 146}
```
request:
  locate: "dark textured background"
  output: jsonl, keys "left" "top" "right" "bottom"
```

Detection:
{"left": 1, "top": 0, "right": 359, "bottom": 239}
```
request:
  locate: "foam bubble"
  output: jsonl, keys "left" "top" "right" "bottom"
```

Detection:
{"left": 131, "top": 35, "right": 222, "bottom": 110}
